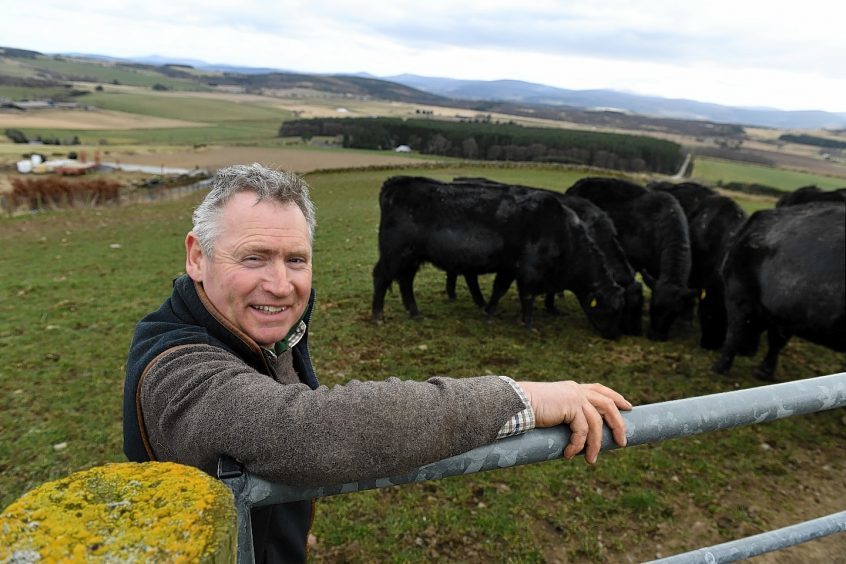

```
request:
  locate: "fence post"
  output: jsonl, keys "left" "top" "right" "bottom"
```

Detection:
{"left": 0, "top": 462, "right": 237, "bottom": 561}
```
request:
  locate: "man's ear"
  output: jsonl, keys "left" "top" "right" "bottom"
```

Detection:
{"left": 185, "top": 232, "right": 205, "bottom": 282}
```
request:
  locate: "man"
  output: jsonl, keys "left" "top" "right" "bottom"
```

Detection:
{"left": 124, "top": 163, "right": 632, "bottom": 562}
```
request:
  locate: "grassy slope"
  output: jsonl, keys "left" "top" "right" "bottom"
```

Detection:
{"left": 692, "top": 156, "right": 845, "bottom": 191}
{"left": 79, "top": 92, "right": 287, "bottom": 122}
{"left": 5, "top": 90, "right": 297, "bottom": 145}
{"left": 1, "top": 164, "right": 843, "bottom": 561}
{"left": 16, "top": 57, "right": 210, "bottom": 91}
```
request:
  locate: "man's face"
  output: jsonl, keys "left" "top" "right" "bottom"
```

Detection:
{"left": 186, "top": 192, "right": 312, "bottom": 347}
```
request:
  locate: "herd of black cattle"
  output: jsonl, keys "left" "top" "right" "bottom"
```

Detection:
{"left": 370, "top": 175, "right": 846, "bottom": 380}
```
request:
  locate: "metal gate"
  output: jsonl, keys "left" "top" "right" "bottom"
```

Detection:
{"left": 222, "top": 372, "right": 846, "bottom": 563}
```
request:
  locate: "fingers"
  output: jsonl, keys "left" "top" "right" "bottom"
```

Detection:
{"left": 519, "top": 380, "right": 632, "bottom": 463}
{"left": 584, "top": 383, "right": 633, "bottom": 410}
{"left": 584, "top": 383, "right": 631, "bottom": 448}
{"left": 563, "top": 408, "right": 588, "bottom": 460}
{"left": 582, "top": 399, "right": 604, "bottom": 464}
{"left": 587, "top": 391, "right": 629, "bottom": 448}
{"left": 566, "top": 384, "right": 632, "bottom": 463}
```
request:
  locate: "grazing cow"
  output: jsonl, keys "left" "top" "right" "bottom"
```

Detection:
{"left": 651, "top": 181, "right": 749, "bottom": 349}
{"left": 776, "top": 185, "right": 846, "bottom": 207}
{"left": 371, "top": 176, "right": 625, "bottom": 338}
{"left": 649, "top": 181, "right": 717, "bottom": 216}
{"left": 448, "top": 177, "right": 644, "bottom": 335}
{"left": 685, "top": 195, "right": 748, "bottom": 349}
{"left": 712, "top": 202, "right": 845, "bottom": 380}
{"left": 567, "top": 177, "right": 695, "bottom": 341}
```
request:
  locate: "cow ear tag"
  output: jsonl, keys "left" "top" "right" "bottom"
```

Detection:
{"left": 590, "top": 298, "right": 598, "bottom": 308}
{"left": 701, "top": 289, "right": 707, "bottom": 300}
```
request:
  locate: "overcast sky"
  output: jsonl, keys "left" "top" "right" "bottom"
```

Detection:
{"left": 3, "top": 0, "right": 845, "bottom": 113}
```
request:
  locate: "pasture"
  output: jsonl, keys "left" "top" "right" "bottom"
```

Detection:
{"left": 0, "top": 57, "right": 211, "bottom": 92}
{"left": 692, "top": 156, "right": 845, "bottom": 191}
{"left": 2, "top": 90, "right": 298, "bottom": 146}
{"left": 1, "top": 163, "right": 843, "bottom": 561}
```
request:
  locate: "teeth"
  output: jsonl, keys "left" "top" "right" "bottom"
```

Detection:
{"left": 254, "top": 305, "right": 286, "bottom": 313}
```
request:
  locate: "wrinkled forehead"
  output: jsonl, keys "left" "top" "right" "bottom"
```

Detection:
{"left": 220, "top": 192, "right": 309, "bottom": 234}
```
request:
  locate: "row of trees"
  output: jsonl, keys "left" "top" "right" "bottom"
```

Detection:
{"left": 779, "top": 134, "right": 846, "bottom": 150}
{"left": 279, "top": 118, "right": 684, "bottom": 173}
{"left": 5, "top": 129, "right": 81, "bottom": 146}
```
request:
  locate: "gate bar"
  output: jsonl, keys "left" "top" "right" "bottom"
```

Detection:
{"left": 648, "top": 510, "right": 846, "bottom": 563}
{"left": 224, "top": 372, "right": 846, "bottom": 563}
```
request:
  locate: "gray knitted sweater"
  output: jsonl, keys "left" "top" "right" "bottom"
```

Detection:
{"left": 140, "top": 345, "right": 525, "bottom": 487}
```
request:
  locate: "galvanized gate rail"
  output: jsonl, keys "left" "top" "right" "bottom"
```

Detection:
{"left": 222, "top": 372, "right": 846, "bottom": 563}
{"left": 649, "top": 510, "right": 846, "bottom": 563}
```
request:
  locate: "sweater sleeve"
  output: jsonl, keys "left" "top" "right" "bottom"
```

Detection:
{"left": 140, "top": 344, "right": 526, "bottom": 487}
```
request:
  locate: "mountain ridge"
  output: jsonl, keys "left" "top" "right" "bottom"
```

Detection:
{"left": 384, "top": 74, "right": 846, "bottom": 130}
{"left": 2, "top": 46, "right": 845, "bottom": 129}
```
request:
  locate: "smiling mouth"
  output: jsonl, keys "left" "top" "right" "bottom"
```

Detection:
{"left": 252, "top": 305, "right": 288, "bottom": 314}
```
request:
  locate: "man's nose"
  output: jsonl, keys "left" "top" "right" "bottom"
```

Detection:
{"left": 264, "top": 261, "right": 294, "bottom": 296}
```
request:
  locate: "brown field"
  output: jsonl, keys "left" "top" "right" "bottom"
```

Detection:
{"left": 0, "top": 108, "right": 205, "bottom": 130}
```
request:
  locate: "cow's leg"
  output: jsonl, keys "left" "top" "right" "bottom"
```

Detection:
{"left": 464, "top": 275, "right": 487, "bottom": 309}
{"left": 485, "top": 272, "right": 514, "bottom": 315}
{"left": 544, "top": 292, "right": 560, "bottom": 314}
{"left": 680, "top": 292, "right": 696, "bottom": 325}
{"left": 516, "top": 280, "right": 536, "bottom": 328}
{"left": 445, "top": 272, "right": 458, "bottom": 301}
{"left": 712, "top": 307, "right": 755, "bottom": 374}
{"left": 621, "top": 282, "right": 644, "bottom": 336}
{"left": 698, "top": 283, "right": 726, "bottom": 350}
{"left": 755, "top": 327, "right": 791, "bottom": 381}
{"left": 397, "top": 268, "right": 421, "bottom": 318}
{"left": 737, "top": 317, "right": 764, "bottom": 357}
{"left": 371, "top": 259, "right": 392, "bottom": 322}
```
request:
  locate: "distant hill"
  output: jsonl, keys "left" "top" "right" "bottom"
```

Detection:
{"left": 3, "top": 46, "right": 846, "bottom": 129}
{"left": 215, "top": 72, "right": 450, "bottom": 105}
{"left": 386, "top": 74, "right": 846, "bottom": 130}
{"left": 0, "top": 47, "right": 449, "bottom": 105}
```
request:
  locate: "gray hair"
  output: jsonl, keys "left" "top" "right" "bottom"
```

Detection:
{"left": 192, "top": 163, "right": 316, "bottom": 257}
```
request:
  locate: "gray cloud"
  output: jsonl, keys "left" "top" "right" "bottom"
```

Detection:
{"left": 1, "top": 0, "right": 843, "bottom": 111}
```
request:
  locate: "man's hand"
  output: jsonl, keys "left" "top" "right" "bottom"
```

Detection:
{"left": 517, "top": 381, "right": 632, "bottom": 464}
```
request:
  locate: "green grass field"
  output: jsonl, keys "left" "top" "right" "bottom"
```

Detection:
{"left": 19, "top": 58, "right": 211, "bottom": 91}
{"left": 692, "top": 156, "right": 844, "bottom": 191}
{"left": 1, "top": 164, "right": 843, "bottom": 561}
{"left": 17, "top": 122, "right": 285, "bottom": 146}
{"left": 80, "top": 92, "right": 289, "bottom": 122}
{"left": 3, "top": 90, "right": 297, "bottom": 145}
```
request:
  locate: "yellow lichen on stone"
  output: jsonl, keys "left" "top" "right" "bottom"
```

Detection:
{"left": 0, "top": 462, "right": 236, "bottom": 563}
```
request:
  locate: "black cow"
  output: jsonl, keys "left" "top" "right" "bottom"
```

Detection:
{"left": 649, "top": 181, "right": 717, "bottom": 216}
{"left": 686, "top": 195, "right": 749, "bottom": 349}
{"left": 447, "top": 177, "right": 644, "bottom": 335}
{"left": 776, "top": 185, "right": 846, "bottom": 207}
{"left": 371, "top": 176, "right": 625, "bottom": 338}
{"left": 567, "top": 177, "right": 695, "bottom": 341}
{"left": 712, "top": 202, "right": 845, "bottom": 380}
{"left": 647, "top": 181, "right": 718, "bottom": 217}
{"left": 652, "top": 182, "right": 749, "bottom": 349}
